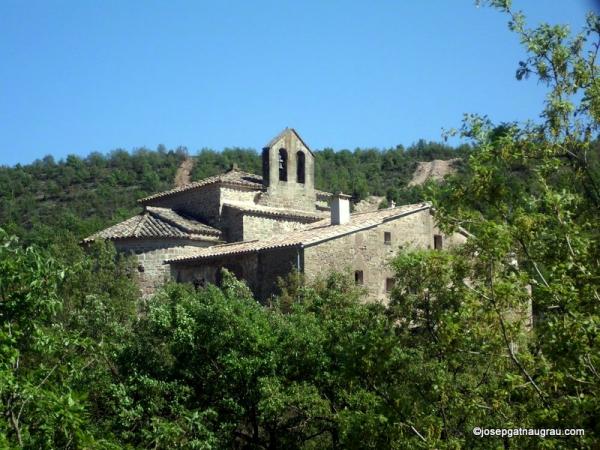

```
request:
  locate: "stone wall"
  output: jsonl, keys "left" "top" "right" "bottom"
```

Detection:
{"left": 143, "top": 184, "right": 263, "bottom": 235}
{"left": 258, "top": 186, "right": 317, "bottom": 211}
{"left": 218, "top": 187, "right": 264, "bottom": 242}
{"left": 170, "top": 246, "right": 299, "bottom": 302}
{"left": 114, "top": 238, "right": 214, "bottom": 296}
{"left": 433, "top": 225, "right": 468, "bottom": 248}
{"left": 172, "top": 254, "right": 253, "bottom": 291}
{"left": 220, "top": 207, "right": 245, "bottom": 242}
{"left": 219, "top": 186, "right": 261, "bottom": 207}
{"left": 242, "top": 214, "right": 311, "bottom": 241}
{"left": 256, "top": 246, "right": 299, "bottom": 301}
{"left": 143, "top": 185, "right": 223, "bottom": 227}
{"left": 263, "top": 131, "right": 315, "bottom": 190}
{"left": 303, "top": 209, "right": 463, "bottom": 303}
{"left": 261, "top": 130, "right": 317, "bottom": 211}
{"left": 172, "top": 252, "right": 259, "bottom": 290}
{"left": 164, "top": 209, "right": 467, "bottom": 303}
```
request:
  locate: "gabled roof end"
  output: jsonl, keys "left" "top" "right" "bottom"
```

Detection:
{"left": 264, "top": 128, "right": 314, "bottom": 156}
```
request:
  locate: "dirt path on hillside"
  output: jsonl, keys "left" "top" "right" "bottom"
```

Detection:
{"left": 408, "top": 159, "right": 458, "bottom": 186}
{"left": 174, "top": 157, "right": 194, "bottom": 187}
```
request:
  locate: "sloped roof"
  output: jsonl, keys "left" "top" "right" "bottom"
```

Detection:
{"left": 139, "top": 168, "right": 263, "bottom": 203}
{"left": 146, "top": 207, "right": 221, "bottom": 235}
{"left": 138, "top": 166, "right": 333, "bottom": 205}
{"left": 83, "top": 207, "right": 221, "bottom": 243}
{"left": 167, "top": 203, "right": 431, "bottom": 263}
{"left": 223, "top": 201, "right": 327, "bottom": 222}
{"left": 264, "top": 128, "right": 315, "bottom": 156}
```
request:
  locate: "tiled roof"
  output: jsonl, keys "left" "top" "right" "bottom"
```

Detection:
{"left": 223, "top": 201, "right": 327, "bottom": 221}
{"left": 146, "top": 207, "right": 221, "bottom": 235}
{"left": 167, "top": 203, "right": 431, "bottom": 263}
{"left": 83, "top": 207, "right": 222, "bottom": 243}
{"left": 138, "top": 167, "right": 333, "bottom": 205}
{"left": 139, "top": 168, "right": 263, "bottom": 203}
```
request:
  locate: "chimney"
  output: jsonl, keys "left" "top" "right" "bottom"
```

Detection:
{"left": 331, "top": 193, "right": 351, "bottom": 225}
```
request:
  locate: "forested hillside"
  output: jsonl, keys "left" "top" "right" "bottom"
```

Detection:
{"left": 1, "top": 2, "right": 600, "bottom": 448}
{"left": 190, "top": 140, "right": 468, "bottom": 202}
{"left": 0, "top": 148, "right": 186, "bottom": 245}
{"left": 0, "top": 140, "right": 467, "bottom": 245}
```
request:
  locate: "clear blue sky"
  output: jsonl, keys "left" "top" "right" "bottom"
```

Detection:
{"left": 0, "top": 0, "right": 596, "bottom": 166}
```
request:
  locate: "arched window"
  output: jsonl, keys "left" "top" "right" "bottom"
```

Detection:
{"left": 278, "top": 148, "right": 288, "bottom": 181}
{"left": 296, "top": 151, "right": 305, "bottom": 184}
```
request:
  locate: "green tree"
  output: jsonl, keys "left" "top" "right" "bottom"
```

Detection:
{"left": 0, "top": 230, "right": 96, "bottom": 448}
{"left": 393, "top": 1, "right": 600, "bottom": 446}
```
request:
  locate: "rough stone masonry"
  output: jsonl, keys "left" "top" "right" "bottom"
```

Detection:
{"left": 85, "top": 128, "right": 467, "bottom": 301}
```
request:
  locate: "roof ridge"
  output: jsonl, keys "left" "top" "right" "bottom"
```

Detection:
{"left": 147, "top": 207, "right": 188, "bottom": 234}
{"left": 211, "top": 239, "right": 260, "bottom": 248}
{"left": 348, "top": 202, "right": 430, "bottom": 218}
{"left": 138, "top": 170, "right": 263, "bottom": 203}
{"left": 82, "top": 210, "right": 225, "bottom": 243}
{"left": 147, "top": 207, "right": 222, "bottom": 236}
{"left": 132, "top": 211, "right": 150, "bottom": 237}
{"left": 223, "top": 201, "right": 325, "bottom": 219}
{"left": 264, "top": 128, "right": 314, "bottom": 156}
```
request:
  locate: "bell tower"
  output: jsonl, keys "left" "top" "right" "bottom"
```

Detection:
{"left": 261, "top": 128, "right": 316, "bottom": 210}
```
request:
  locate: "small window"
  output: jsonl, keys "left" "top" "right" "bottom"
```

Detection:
{"left": 354, "top": 270, "right": 364, "bottom": 285}
{"left": 434, "top": 234, "right": 443, "bottom": 250}
{"left": 278, "top": 148, "right": 288, "bottom": 181}
{"left": 385, "top": 278, "right": 395, "bottom": 293}
{"left": 296, "top": 151, "right": 305, "bottom": 184}
{"left": 384, "top": 231, "right": 391, "bottom": 245}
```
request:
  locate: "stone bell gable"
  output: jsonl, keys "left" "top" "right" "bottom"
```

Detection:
{"left": 259, "top": 128, "right": 317, "bottom": 211}
{"left": 84, "top": 128, "right": 333, "bottom": 295}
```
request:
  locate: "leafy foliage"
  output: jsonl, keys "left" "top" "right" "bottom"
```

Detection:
{"left": 0, "top": 230, "right": 138, "bottom": 448}
{"left": 0, "top": 141, "right": 465, "bottom": 248}
{"left": 1, "top": 2, "right": 599, "bottom": 448}
{"left": 0, "top": 146, "right": 186, "bottom": 246}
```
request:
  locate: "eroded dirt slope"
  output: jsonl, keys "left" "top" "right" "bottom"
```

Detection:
{"left": 408, "top": 158, "right": 459, "bottom": 186}
{"left": 174, "top": 158, "right": 194, "bottom": 187}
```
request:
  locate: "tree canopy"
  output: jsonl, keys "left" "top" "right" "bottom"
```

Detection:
{"left": 1, "top": 2, "right": 599, "bottom": 448}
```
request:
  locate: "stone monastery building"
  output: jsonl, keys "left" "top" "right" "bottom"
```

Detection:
{"left": 85, "top": 129, "right": 466, "bottom": 301}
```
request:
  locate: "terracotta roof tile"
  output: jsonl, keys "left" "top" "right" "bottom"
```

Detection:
{"left": 223, "top": 201, "right": 327, "bottom": 221}
{"left": 138, "top": 167, "right": 333, "bottom": 205}
{"left": 167, "top": 203, "right": 431, "bottom": 263}
{"left": 138, "top": 169, "right": 263, "bottom": 203}
{"left": 146, "top": 207, "right": 221, "bottom": 235}
{"left": 83, "top": 207, "right": 222, "bottom": 243}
